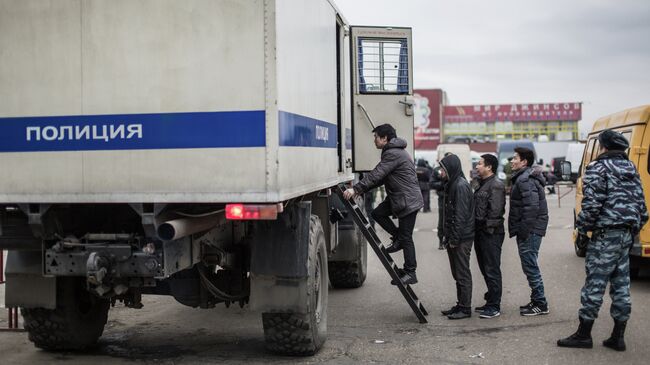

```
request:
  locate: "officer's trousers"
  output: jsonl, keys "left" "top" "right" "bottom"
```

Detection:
{"left": 579, "top": 229, "right": 633, "bottom": 321}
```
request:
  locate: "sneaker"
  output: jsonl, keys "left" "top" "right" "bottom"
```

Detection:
{"left": 475, "top": 305, "right": 487, "bottom": 313}
{"left": 385, "top": 243, "right": 402, "bottom": 253}
{"left": 390, "top": 272, "right": 417, "bottom": 285}
{"left": 448, "top": 310, "right": 471, "bottom": 320}
{"left": 385, "top": 236, "right": 402, "bottom": 253}
{"left": 521, "top": 303, "right": 549, "bottom": 316}
{"left": 479, "top": 308, "right": 501, "bottom": 319}
{"left": 519, "top": 301, "right": 534, "bottom": 311}
{"left": 441, "top": 305, "right": 461, "bottom": 316}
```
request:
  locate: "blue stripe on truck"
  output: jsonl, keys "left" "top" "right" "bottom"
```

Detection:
{"left": 0, "top": 110, "right": 266, "bottom": 152}
{"left": 278, "top": 111, "right": 338, "bottom": 148}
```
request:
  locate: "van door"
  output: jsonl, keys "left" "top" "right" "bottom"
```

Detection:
{"left": 350, "top": 26, "right": 413, "bottom": 171}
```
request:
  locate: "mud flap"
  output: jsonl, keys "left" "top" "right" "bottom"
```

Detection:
{"left": 5, "top": 251, "right": 56, "bottom": 309}
{"left": 249, "top": 202, "right": 311, "bottom": 312}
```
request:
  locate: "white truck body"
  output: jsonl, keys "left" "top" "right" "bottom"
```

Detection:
{"left": 0, "top": 0, "right": 415, "bottom": 355}
{"left": 0, "top": 0, "right": 353, "bottom": 203}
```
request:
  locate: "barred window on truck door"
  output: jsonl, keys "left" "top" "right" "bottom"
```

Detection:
{"left": 357, "top": 39, "right": 408, "bottom": 94}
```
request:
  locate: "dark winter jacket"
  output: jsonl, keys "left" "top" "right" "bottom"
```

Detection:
{"left": 440, "top": 154, "right": 475, "bottom": 246}
{"left": 508, "top": 166, "right": 549, "bottom": 239}
{"left": 577, "top": 151, "right": 649, "bottom": 235}
{"left": 474, "top": 174, "right": 506, "bottom": 234}
{"left": 353, "top": 137, "right": 424, "bottom": 218}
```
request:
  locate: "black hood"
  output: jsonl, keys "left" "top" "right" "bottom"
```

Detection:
{"left": 440, "top": 154, "right": 465, "bottom": 185}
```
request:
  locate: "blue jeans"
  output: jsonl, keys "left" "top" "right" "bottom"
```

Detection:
{"left": 517, "top": 233, "right": 547, "bottom": 305}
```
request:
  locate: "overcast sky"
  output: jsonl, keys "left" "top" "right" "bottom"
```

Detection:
{"left": 335, "top": 0, "right": 650, "bottom": 136}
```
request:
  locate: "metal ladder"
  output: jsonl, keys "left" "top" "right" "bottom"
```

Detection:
{"left": 334, "top": 184, "right": 428, "bottom": 323}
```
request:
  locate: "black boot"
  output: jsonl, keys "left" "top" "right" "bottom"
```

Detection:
{"left": 557, "top": 317, "right": 594, "bottom": 348}
{"left": 603, "top": 320, "right": 627, "bottom": 351}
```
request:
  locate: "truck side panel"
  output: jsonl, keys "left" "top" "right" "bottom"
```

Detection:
{"left": 275, "top": 0, "right": 352, "bottom": 200}
{"left": 0, "top": 0, "right": 269, "bottom": 202}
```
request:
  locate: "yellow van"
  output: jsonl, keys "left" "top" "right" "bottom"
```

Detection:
{"left": 571, "top": 105, "right": 650, "bottom": 277}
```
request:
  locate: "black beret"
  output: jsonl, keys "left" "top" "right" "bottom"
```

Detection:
{"left": 598, "top": 129, "right": 629, "bottom": 151}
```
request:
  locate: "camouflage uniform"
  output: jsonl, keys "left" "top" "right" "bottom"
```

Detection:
{"left": 576, "top": 150, "right": 648, "bottom": 321}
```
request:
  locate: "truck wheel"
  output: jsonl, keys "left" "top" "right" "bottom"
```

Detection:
{"left": 262, "top": 215, "right": 328, "bottom": 356}
{"left": 574, "top": 234, "right": 587, "bottom": 258}
{"left": 329, "top": 226, "right": 367, "bottom": 288}
{"left": 21, "top": 277, "right": 110, "bottom": 351}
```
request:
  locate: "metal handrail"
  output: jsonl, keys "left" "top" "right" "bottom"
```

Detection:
{"left": 356, "top": 102, "right": 376, "bottom": 129}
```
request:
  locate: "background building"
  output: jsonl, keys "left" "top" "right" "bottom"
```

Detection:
{"left": 414, "top": 89, "right": 582, "bottom": 153}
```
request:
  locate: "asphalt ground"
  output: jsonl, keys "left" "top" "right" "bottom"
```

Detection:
{"left": 1, "top": 192, "right": 649, "bottom": 364}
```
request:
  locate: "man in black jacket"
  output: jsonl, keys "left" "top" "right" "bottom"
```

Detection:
{"left": 343, "top": 124, "right": 423, "bottom": 285}
{"left": 439, "top": 154, "right": 475, "bottom": 319}
{"left": 509, "top": 147, "right": 549, "bottom": 316}
{"left": 473, "top": 154, "right": 506, "bottom": 319}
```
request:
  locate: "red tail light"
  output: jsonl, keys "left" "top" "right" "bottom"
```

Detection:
{"left": 225, "top": 204, "right": 282, "bottom": 220}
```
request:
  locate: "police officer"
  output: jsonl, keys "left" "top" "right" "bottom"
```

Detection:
{"left": 558, "top": 129, "right": 648, "bottom": 351}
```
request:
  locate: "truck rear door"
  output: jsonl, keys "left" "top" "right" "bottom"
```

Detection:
{"left": 350, "top": 26, "right": 413, "bottom": 171}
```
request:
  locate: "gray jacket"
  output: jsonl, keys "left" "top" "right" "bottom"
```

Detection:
{"left": 353, "top": 137, "right": 424, "bottom": 218}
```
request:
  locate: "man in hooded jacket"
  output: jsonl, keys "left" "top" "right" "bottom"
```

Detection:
{"left": 438, "top": 154, "right": 475, "bottom": 319}
{"left": 558, "top": 129, "right": 648, "bottom": 351}
{"left": 343, "top": 124, "right": 423, "bottom": 285}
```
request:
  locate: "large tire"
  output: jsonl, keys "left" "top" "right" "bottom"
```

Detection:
{"left": 21, "top": 277, "right": 110, "bottom": 351}
{"left": 262, "top": 215, "right": 328, "bottom": 356}
{"left": 329, "top": 226, "right": 367, "bottom": 288}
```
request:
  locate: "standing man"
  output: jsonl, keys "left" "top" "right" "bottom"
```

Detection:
{"left": 509, "top": 147, "right": 549, "bottom": 316}
{"left": 473, "top": 154, "right": 506, "bottom": 319}
{"left": 343, "top": 124, "right": 423, "bottom": 285}
{"left": 416, "top": 159, "right": 433, "bottom": 212}
{"left": 558, "top": 130, "right": 648, "bottom": 351}
{"left": 439, "top": 154, "right": 475, "bottom": 319}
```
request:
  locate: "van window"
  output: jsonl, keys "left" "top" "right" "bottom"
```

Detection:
{"left": 581, "top": 138, "right": 596, "bottom": 176}
{"left": 591, "top": 139, "right": 600, "bottom": 161}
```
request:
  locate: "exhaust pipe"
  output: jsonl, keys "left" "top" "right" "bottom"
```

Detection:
{"left": 157, "top": 211, "right": 225, "bottom": 241}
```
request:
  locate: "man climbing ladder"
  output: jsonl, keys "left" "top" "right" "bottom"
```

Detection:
{"left": 340, "top": 123, "right": 427, "bottom": 323}
{"left": 342, "top": 124, "right": 423, "bottom": 285}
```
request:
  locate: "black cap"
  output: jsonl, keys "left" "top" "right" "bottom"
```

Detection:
{"left": 598, "top": 129, "right": 629, "bottom": 151}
